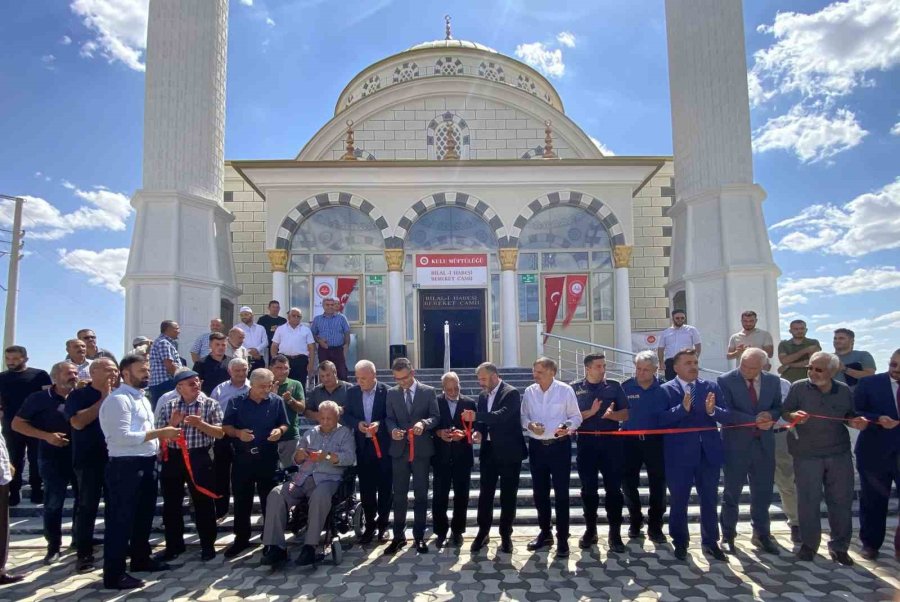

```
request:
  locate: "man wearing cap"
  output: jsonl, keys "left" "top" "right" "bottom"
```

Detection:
{"left": 190, "top": 319, "right": 224, "bottom": 364}
{"left": 130, "top": 337, "right": 151, "bottom": 356}
{"left": 193, "top": 332, "right": 230, "bottom": 396}
{"left": 236, "top": 306, "right": 268, "bottom": 372}
{"left": 155, "top": 371, "right": 224, "bottom": 562}
{"left": 271, "top": 308, "right": 315, "bottom": 386}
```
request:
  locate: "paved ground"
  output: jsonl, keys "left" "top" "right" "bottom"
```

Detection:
{"left": 0, "top": 528, "right": 898, "bottom": 602}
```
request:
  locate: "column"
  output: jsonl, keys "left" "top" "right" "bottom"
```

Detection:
{"left": 385, "top": 249, "right": 405, "bottom": 347}
{"left": 498, "top": 248, "right": 520, "bottom": 368}
{"left": 613, "top": 245, "right": 633, "bottom": 363}
{"left": 267, "top": 250, "right": 288, "bottom": 310}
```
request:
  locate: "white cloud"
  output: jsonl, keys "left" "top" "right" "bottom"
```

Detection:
{"left": 556, "top": 32, "right": 576, "bottom": 48}
{"left": 41, "top": 55, "right": 57, "bottom": 70}
{"left": 752, "top": 103, "right": 867, "bottom": 162}
{"left": 589, "top": 135, "right": 615, "bottom": 156}
{"left": 61, "top": 180, "right": 76, "bottom": 190}
{"left": 891, "top": 121, "right": 900, "bottom": 135}
{"left": 770, "top": 177, "right": 900, "bottom": 257}
{"left": 515, "top": 42, "right": 565, "bottom": 78}
{"left": 778, "top": 266, "right": 900, "bottom": 307}
{"left": 57, "top": 248, "right": 129, "bottom": 294}
{"left": 70, "top": 0, "right": 149, "bottom": 72}
{"left": 60, "top": 35, "right": 72, "bottom": 45}
{"left": 750, "top": 0, "right": 900, "bottom": 104}
{"left": 239, "top": 0, "right": 253, "bottom": 5}
{"left": 266, "top": 17, "right": 276, "bottom": 27}
{"left": 0, "top": 186, "right": 133, "bottom": 240}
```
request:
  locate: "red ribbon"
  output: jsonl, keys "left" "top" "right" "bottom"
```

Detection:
{"left": 462, "top": 416, "right": 473, "bottom": 444}
{"left": 577, "top": 416, "right": 802, "bottom": 437}
{"left": 407, "top": 428, "right": 415, "bottom": 462}
{"left": 366, "top": 424, "right": 382, "bottom": 459}
{"left": 161, "top": 434, "right": 221, "bottom": 499}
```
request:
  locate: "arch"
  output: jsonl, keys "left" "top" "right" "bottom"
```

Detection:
{"left": 508, "top": 191, "right": 626, "bottom": 248}
{"left": 274, "top": 192, "right": 391, "bottom": 250}
{"left": 394, "top": 192, "right": 505, "bottom": 246}
{"left": 426, "top": 112, "right": 471, "bottom": 160}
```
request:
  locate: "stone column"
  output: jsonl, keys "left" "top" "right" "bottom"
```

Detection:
{"left": 385, "top": 249, "right": 405, "bottom": 347}
{"left": 613, "top": 245, "right": 634, "bottom": 361}
{"left": 267, "top": 250, "right": 288, "bottom": 310}
{"left": 499, "top": 248, "right": 520, "bottom": 367}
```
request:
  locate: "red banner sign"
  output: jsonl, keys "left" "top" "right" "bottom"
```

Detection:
{"left": 544, "top": 276, "right": 566, "bottom": 342}
{"left": 563, "top": 275, "right": 588, "bottom": 327}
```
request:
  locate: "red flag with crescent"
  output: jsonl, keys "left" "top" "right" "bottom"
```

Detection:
{"left": 544, "top": 276, "right": 566, "bottom": 342}
{"left": 562, "top": 274, "right": 588, "bottom": 327}
{"left": 336, "top": 277, "right": 358, "bottom": 312}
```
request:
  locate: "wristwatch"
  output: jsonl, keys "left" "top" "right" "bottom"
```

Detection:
{"left": 324, "top": 452, "right": 333, "bottom": 462}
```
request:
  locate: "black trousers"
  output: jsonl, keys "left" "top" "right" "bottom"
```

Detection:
{"left": 476, "top": 442, "right": 521, "bottom": 538}
{"left": 391, "top": 456, "right": 431, "bottom": 540}
{"left": 357, "top": 446, "right": 392, "bottom": 532}
{"left": 577, "top": 435, "right": 625, "bottom": 530}
{"left": 2, "top": 420, "right": 41, "bottom": 495}
{"left": 664, "top": 359, "right": 676, "bottom": 381}
{"left": 231, "top": 447, "right": 279, "bottom": 543}
{"left": 530, "top": 438, "right": 572, "bottom": 538}
{"left": 161, "top": 447, "right": 218, "bottom": 553}
{"left": 622, "top": 435, "right": 666, "bottom": 533}
{"left": 286, "top": 355, "right": 309, "bottom": 387}
{"left": 432, "top": 458, "right": 472, "bottom": 537}
{"left": 73, "top": 457, "right": 107, "bottom": 557}
{"left": 213, "top": 438, "right": 233, "bottom": 519}
{"left": 857, "top": 451, "right": 900, "bottom": 552}
{"left": 103, "top": 456, "right": 156, "bottom": 585}
{"left": 38, "top": 449, "right": 77, "bottom": 552}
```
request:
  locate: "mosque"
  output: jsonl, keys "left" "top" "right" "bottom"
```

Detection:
{"left": 124, "top": 1, "right": 780, "bottom": 373}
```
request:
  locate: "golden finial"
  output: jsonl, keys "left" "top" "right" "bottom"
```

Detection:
{"left": 340, "top": 120, "right": 357, "bottom": 161}
{"left": 543, "top": 120, "right": 557, "bottom": 159}
{"left": 445, "top": 15, "right": 452, "bottom": 40}
{"left": 442, "top": 127, "right": 460, "bottom": 160}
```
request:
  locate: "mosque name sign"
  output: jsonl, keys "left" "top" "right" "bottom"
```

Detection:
{"left": 415, "top": 253, "right": 488, "bottom": 287}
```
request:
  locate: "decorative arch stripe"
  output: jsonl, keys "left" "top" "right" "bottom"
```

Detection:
{"left": 274, "top": 192, "right": 390, "bottom": 250}
{"left": 394, "top": 191, "right": 505, "bottom": 245}
{"left": 507, "top": 191, "right": 626, "bottom": 248}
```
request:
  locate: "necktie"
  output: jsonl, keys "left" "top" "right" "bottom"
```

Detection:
{"left": 688, "top": 382, "right": 696, "bottom": 410}
{"left": 405, "top": 388, "right": 413, "bottom": 414}
{"left": 747, "top": 379, "right": 758, "bottom": 409}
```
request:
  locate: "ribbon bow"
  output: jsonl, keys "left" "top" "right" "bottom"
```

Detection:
{"left": 161, "top": 433, "right": 221, "bottom": 499}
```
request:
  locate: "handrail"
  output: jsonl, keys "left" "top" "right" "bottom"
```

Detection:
{"left": 442, "top": 320, "right": 451, "bottom": 374}
{"left": 541, "top": 332, "right": 636, "bottom": 358}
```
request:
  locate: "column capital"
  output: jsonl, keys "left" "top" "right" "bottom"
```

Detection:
{"left": 613, "top": 245, "right": 633, "bottom": 269}
{"left": 267, "top": 249, "right": 288, "bottom": 273}
{"left": 498, "top": 248, "right": 518, "bottom": 271}
{"left": 384, "top": 248, "right": 405, "bottom": 272}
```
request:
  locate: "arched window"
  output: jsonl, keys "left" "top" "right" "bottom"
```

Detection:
{"left": 426, "top": 112, "right": 470, "bottom": 160}
{"left": 405, "top": 206, "right": 497, "bottom": 251}
{"left": 516, "top": 205, "right": 614, "bottom": 323}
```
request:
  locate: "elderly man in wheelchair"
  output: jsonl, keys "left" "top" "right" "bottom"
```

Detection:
{"left": 261, "top": 400, "right": 356, "bottom": 568}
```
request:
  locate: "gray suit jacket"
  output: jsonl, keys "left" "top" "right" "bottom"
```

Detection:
{"left": 717, "top": 369, "right": 783, "bottom": 456}
{"left": 385, "top": 381, "right": 439, "bottom": 460}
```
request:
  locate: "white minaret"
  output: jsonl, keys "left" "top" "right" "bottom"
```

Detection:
{"left": 664, "top": 0, "right": 780, "bottom": 372}
{"left": 123, "top": 0, "right": 239, "bottom": 352}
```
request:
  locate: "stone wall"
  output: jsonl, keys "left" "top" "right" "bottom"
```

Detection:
{"left": 224, "top": 167, "right": 271, "bottom": 314}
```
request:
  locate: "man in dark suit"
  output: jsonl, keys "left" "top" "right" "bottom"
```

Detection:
{"left": 384, "top": 357, "right": 439, "bottom": 555}
{"left": 431, "top": 371, "right": 477, "bottom": 550}
{"left": 659, "top": 348, "right": 733, "bottom": 561}
{"left": 716, "top": 348, "right": 782, "bottom": 555}
{"left": 461, "top": 362, "right": 526, "bottom": 554}
{"left": 853, "top": 348, "right": 900, "bottom": 561}
{"left": 342, "top": 359, "right": 392, "bottom": 545}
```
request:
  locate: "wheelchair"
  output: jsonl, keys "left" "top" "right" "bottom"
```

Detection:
{"left": 281, "top": 465, "right": 364, "bottom": 565}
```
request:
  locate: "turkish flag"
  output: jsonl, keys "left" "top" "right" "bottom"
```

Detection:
{"left": 544, "top": 276, "right": 566, "bottom": 342}
{"left": 336, "top": 277, "right": 358, "bottom": 312}
{"left": 562, "top": 275, "right": 588, "bottom": 326}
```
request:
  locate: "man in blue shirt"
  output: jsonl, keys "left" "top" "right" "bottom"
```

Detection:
{"left": 310, "top": 297, "right": 351, "bottom": 381}
{"left": 148, "top": 320, "right": 182, "bottom": 409}
{"left": 222, "top": 368, "right": 288, "bottom": 558}
{"left": 572, "top": 353, "right": 628, "bottom": 551}
{"left": 621, "top": 350, "right": 669, "bottom": 544}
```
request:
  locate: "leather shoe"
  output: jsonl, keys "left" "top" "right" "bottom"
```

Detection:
{"left": 103, "top": 573, "right": 144, "bottom": 590}
{"left": 829, "top": 549, "right": 854, "bottom": 566}
{"left": 556, "top": 538, "right": 570, "bottom": 558}
{"left": 261, "top": 546, "right": 287, "bottom": 567}
{"left": 358, "top": 527, "right": 375, "bottom": 545}
{"left": 702, "top": 543, "right": 727, "bottom": 561}
{"left": 200, "top": 549, "right": 216, "bottom": 562}
{"left": 43, "top": 550, "right": 61, "bottom": 565}
{"left": 414, "top": 539, "right": 428, "bottom": 554}
{"left": 0, "top": 573, "right": 25, "bottom": 585}
{"left": 30, "top": 489, "right": 43, "bottom": 505}
{"left": 376, "top": 528, "right": 390, "bottom": 543}
{"left": 751, "top": 534, "right": 780, "bottom": 555}
{"left": 859, "top": 546, "right": 878, "bottom": 561}
{"left": 628, "top": 524, "right": 643, "bottom": 539}
{"left": 579, "top": 528, "right": 598, "bottom": 549}
{"left": 500, "top": 536, "right": 513, "bottom": 554}
{"left": 75, "top": 555, "right": 95, "bottom": 573}
{"left": 223, "top": 540, "right": 252, "bottom": 559}
{"left": 470, "top": 532, "right": 489, "bottom": 553}
{"left": 608, "top": 532, "right": 626, "bottom": 554}
{"left": 796, "top": 545, "right": 815, "bottom": 561}
{"left": 383, "top": 538, "right": 407, "bottom": 555}
{"left": 722, "top": 538, "right": 738, "bottom": 555}
{"left": 790, "top": 525, "right": 801, "bottom": 544}
{"left": 527, "top": 531, "right": 553, "bottom": 552}
{"left": 130, "top": 557, "right": 171, "bottom": 573}
{"left": 674, "top": 546, "right": 687, "bottom": 561}
{"left": 295, "top": 544, "right": 316, "bottom": 567}
{"left": 434, "top": 534, "right": 446, "bottom": 549}
{"left": 8, "top": 490, "right": 20, "bottom": 507}
{"left": 648, "top": 530, "right": 667, "bottom": 544}
{"left": 451, "top": 532, "right": 464, "bottom": 547}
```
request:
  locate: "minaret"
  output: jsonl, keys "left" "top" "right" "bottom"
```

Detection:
{"left": 664, "top": 0, "right": 780, "bottom": 371}
{"left": 123, "top": 0, "right": 239, "bottom": 352}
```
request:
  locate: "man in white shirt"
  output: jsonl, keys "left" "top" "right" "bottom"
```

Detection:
{"left": 657, "top": 310, "right": 702, "bottom": 380}
{"left": 235, "top": 306, "right": 269, "bottom": 372}
{"left": 98, "top": 354, "right": 180, "bottom": 590}
{"left": 521, "top": 357, "right": 582, "bottom": 558}
{"left": 271, "top": 307, "right": 316, "bottom": 385}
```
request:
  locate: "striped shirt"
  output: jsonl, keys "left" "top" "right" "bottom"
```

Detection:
{"left": 149, "top": 334, "right": 181, "bottom": 386}
{"left": 155, "top": 392, "right": 223, "bottom": 449}
{"left": 310, "top": 313, "right": 351, "bottom": 347}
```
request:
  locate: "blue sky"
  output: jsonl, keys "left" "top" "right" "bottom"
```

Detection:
{"left": 0, "top": 0, "right": 897, "bottom": 372}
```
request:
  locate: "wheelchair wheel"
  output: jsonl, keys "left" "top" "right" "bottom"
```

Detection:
{"left": 351, "top": 502, "right": 365, "bottom": 538}
{"left": 331, "top": 539, "right": 343, "bottom": 564}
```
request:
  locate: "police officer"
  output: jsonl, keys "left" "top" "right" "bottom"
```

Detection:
{"left": 221, "top": 368, "right": 288, "bottom": 558}
{"left": 572, "top": 353, "right": 628, "bottom": 552}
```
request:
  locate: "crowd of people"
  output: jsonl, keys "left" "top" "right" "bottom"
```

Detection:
{"left": 0, "top": 301, "right": 896, "bottom": 591}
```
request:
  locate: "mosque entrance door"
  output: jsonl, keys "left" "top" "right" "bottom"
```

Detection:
{"left": 418, "top": 289, "right": 486, "bottom": 369}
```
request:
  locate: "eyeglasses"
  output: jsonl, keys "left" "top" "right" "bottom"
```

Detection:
{"left": 807, "top": 366, "right": 827, "bottom": 373}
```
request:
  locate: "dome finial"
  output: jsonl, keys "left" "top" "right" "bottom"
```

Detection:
{"left": 444, "top": 14, "right": 452, "bottom": 40}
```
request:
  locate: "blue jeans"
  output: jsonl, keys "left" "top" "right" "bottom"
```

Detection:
{"left": 104, "top": 456, "right": 157, "bottom": 584}
{"left": 38, "top": 449, "right": 76, "bottom": 551}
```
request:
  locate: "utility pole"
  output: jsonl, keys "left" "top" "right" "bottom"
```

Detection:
{"left": 2, "top": 195, "right": 24, "bottom": 352}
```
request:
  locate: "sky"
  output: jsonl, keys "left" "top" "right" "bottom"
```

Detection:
{"left": 0, "top": 0, "right": 897, "bottom": 372}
